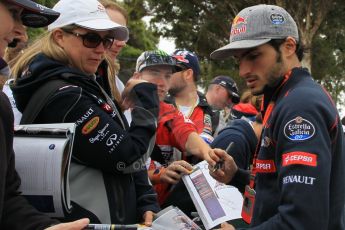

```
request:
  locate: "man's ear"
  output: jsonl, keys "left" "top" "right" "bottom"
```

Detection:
{"left": 132, "top": 72, "right": 141, "bottom": 79}
{"left": 282, "top": 36, "right": 297, "bottom": 57}
{"left": 184, "top": 69, "right": 194, "bottom": 81}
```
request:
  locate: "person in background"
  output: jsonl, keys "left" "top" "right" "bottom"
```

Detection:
{"left": 0, "top": 17, "right": 27, "bottom": 89}
{"left": 98, "top": 0, "right": 132, "bottom": 123}
{"left": 11, "top": 0, "right": 159, "bottom": 225}
{"left": 0, "top": 0, "right": 28, "bottom": 80}
{"left": 240, "top": 89, "right": 261, "bottom": 111}
{"left": 229, "top": 89, "right": 261, "bottom": 122}
{"left": 167, "top": 49, "right": 216, "bottom": 145}
{"left": 124, "top": 50, "right": 222, "bottom": 214}
{"left": 210, "top": 4, "right": 345, "bottom": 229}
{"left": 206, "top": 75, "right": 240, "bottom": 111}
{"left": 2, "top": 12, "right": 28, "bottom": 124}
{"left": 0, "top": 0, "right": 88, "bottom": 229}
{"left": 205, "top": 75, "right": 240, "bottom": 135}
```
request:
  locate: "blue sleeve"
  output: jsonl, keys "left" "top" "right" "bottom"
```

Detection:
{"left": 212, "top": 128, "right": 250, "bottom": 170}
{"left": 211, "top": 128, "right": 251, "bottom": 193}
{"left": 248, "top": 87, "right": 344, "bottom": 229}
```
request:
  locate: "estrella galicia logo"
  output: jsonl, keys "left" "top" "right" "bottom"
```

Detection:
{"left": 270, "top": 13, "right": 285, "bottom": 24}
{"left": 284, "top": 116, "right": 315, "bottom": 141}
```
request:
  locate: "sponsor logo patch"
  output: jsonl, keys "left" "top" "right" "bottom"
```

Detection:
{"left": 284, "top": 116, "right": 315, "bottom": 141}
{"left": 101, "top": 103, "right": 112, "bottom": 113}
{"left": 89, "top": 123, "right": 110, "bottom": 144}
{"left": 261, "top": 136, "right": 272, "bottom": 148}
{"left": 231, "top": 16, "right": 247, "bottom": 36}
{"left": 282, "top": 151, "right": 317, "bottom": 167}
{"left": 270, "top": 13, "right": 285, "bottom": 24}
{"left": 82, "top": 116, "right": 100, "bottom": 135}
{"left": 76, "top": 108, "right": 94, "bottom": 127}
{"left": 283, "top": 175, "right": 316, "bottom": 185}
{"left": 106, "top": 134, "right": 118, "bottom": 146}
{"left": 232, "top": 16, "right": 247, "bottom": 26}
{"left": 255, "top": 159, "right": 276, "bottom": 173}
{"left": 107, "top": 134, "right": 124, "bottom": 154}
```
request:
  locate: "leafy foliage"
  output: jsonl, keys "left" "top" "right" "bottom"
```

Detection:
{"left": 312, "top": 0, "right": 345, "bottom": 106}
{"left": 147, "top": 0, "right": 344, "bottom": 103}
{"left": 21, "top": 0, "right": 345, "bottom": 104}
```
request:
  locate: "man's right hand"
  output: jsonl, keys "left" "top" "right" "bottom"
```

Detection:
{"left": 209, "top": 149, "right": 238, "bottom": 184}
{"left": 45, "top": 218, "right": 89, "bottom": 230}
{"left": 160, "top": 160, "right": 193, "bottom": 184}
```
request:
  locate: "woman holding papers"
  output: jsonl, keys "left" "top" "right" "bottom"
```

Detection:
{"left": 10, "top": 0, "right": 159, "bottom": 225}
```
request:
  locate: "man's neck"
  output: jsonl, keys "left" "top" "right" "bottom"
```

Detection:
{"left": 175, "top": 84, "right": 198, "bottom": 107}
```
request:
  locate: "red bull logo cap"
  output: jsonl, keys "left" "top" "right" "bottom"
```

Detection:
{"left": 172, "top": 49, "right": 201, "bottom": 81}
{"left": 210, "top": 4, "right": 299, "bottom": 60}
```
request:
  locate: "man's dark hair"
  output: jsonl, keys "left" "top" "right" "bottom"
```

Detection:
{"left": 268, "top": 38, "right": 304, "bottom": 61}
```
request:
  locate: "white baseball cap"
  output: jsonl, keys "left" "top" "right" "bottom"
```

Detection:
{"left": 48, "top": 0, "right": 129, "bottom": 41}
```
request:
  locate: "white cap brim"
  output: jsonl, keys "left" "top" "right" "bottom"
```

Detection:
{"left": 76, "top": 19, "right": 129, "bottom": 41}
{"left": 210, "top": 38, "right": 271, "bottom": 60}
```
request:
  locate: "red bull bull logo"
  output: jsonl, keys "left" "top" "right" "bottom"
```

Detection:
{"left": 173, "top": 55, "right": 189, "bottom": 64}
{"left": 230, "top": 16, "right": 247, "bottom": 37}
{"left": 232, "top": 16, "right": 246, "bottom": 26}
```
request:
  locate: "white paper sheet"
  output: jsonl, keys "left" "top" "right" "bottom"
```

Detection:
{"left": 182, "top": 161, "right": 243, "bottom": 230}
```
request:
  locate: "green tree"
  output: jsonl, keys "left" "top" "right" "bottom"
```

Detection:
{"left": 117, "top": 0, "right": 159, "bottom": 80}
{"left": 27, "top": 0, "right": 58, "bottom": 40}
{"left": 312, "top": 0, "right": 345, "bottom": 106}
{"left": 147, "top": 0, "right": 344, "bottom": 100}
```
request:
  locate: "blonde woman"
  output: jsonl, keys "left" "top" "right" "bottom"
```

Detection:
{"left": 11, "top": 0, "right": 159, "bottom": 225}
{"left": 98, "top": 0, "right": 132, "bottom": 123}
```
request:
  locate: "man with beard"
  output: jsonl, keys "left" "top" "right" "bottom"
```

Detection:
{"left": 167, "top": 49, "right": 216, "bottom": 146}
{"left": 209, "top": 4, "right": 345, "bottom": 230}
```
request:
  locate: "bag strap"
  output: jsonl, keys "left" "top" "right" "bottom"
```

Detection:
{"left": 20, "top": 80, "right": 69, "bottom": 124}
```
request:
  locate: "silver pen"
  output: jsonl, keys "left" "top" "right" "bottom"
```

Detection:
{"left": 212, "top": 142, "right": 234, "bottom": 172}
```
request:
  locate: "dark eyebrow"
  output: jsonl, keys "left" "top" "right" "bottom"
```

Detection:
{"left": 241, "top": 48, "right": 258, "bottom": 59}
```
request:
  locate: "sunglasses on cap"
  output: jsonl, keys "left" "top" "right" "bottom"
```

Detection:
{"left": 21, "top": 13, "right": 49, "bottom": 28}
{"left": 62, "top": 30, "right": 115, "bottom": 49}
